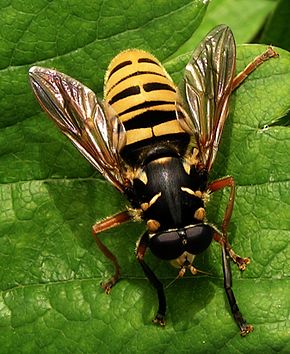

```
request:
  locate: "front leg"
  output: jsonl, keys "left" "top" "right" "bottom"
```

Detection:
{"left": 136, "top": 231, "right": 166, "bottom": 326}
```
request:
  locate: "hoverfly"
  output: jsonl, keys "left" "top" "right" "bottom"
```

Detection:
{"left": 29, "top": 25, "right": 277, "bottom": 336}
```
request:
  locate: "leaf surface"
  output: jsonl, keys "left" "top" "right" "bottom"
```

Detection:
{"left": 171, "top": 0, "right": 277, "bottom": 58}
{"left": 260, "top": 0, "right": 290, "bottom": 51}
{"left": 0, "top": 1, "right": 290, "bottom": 353}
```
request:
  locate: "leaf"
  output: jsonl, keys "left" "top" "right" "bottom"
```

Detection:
{"left": 1, "top": 1, "right": 290, "bottom": 353}
{"left": 171, "top": 0, "right": 278, "bottom": 58}
{"left": 260, "top": 0, "right": 290, "bottom": 51}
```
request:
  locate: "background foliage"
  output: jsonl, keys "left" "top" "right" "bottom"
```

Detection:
{"left": 0, "top": 0, "right": 289, "bottom": 353}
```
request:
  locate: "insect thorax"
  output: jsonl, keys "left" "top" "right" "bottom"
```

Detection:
{"left": 130, "top": 145, "right": 208, "bottom": 232}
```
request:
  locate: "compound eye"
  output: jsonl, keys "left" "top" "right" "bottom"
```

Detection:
{"left": 186, "top": 224, "right": 213, "bottom": 254}
{"left": 149, "top": 231, "right": 183, "bottom": 260}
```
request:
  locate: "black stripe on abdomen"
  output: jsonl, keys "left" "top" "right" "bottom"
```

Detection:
{"left": 143, "top": 82, "right": 176, "bottom": 93}
{"left": 138, "top": 57, "right": 160, "bottom": 65}
{"left": 105, "top": 71, "right": 167, "bottom": 97}
{"left": 123, "top": 109, "right": 177, "bottom": 130}
{"left": 119, "top": 100, "right": 174, "bottom": 117}
{"left": 108, "top": 86, "right": 140, "bottom": 105}
{"left": 120, "top": 132, "right": 190, "bottom": 165}
{"left": 107, "top": 60, "right": 132, "bottom": 80}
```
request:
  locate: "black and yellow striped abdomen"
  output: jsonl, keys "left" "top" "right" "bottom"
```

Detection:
{"left": 104, "top": 49, "right": 189, "bottom": 164}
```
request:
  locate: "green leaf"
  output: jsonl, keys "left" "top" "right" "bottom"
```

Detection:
{"left": 171, "top": 0, "right": 278, "bottom": 58}
{"left": 1, "top": 1, "right": 290, "bottom": 353}
{"left": 260, "top": 0, "right": 290, "bottom": 51}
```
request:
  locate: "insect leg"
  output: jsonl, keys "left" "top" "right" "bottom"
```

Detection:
{"left": 232, "top": 47, "right": 278, "bottom": 91}
{"left": 92, "top": 210, "right": 132, "bottom": 293}
{"left": 136, "top": 231, "right": 166, "bottom": 326}
{"left": 221, "top": 242, "right": 253, "bottom": 336}
{"left": 209, "top": 176, "right": 250, "bottom": 271}
{"left": 208, "top": 176, "right": 235, "bottom": 235}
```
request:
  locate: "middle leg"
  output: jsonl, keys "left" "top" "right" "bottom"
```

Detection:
{"left": 92, "top": 210, "right": 132, "bottom": 293}
{"left": 209, "top": 176, "right": 250, "bottom": 270}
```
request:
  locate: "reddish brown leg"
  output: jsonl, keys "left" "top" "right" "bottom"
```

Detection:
{"left": 232, "top": 47, "right": 278, "bottom": 91}
{"left": 208, "top": 176, "right": 250, "bottom": 271}
{"left": 92, "top": 210, "right": 132, "bottom": 293}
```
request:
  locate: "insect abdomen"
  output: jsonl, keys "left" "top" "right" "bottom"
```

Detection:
{"left": 104, "top": 49, "right": 189, "bottom": 164}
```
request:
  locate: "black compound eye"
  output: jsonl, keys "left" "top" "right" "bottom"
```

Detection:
{"left": 149, "top": 231, "right": 184, "bottom": 260}
{"left": 186, "top": 224, "right": 213, "bottom": 254}
{"left": 149, "top": 224, "right": 214, "bottom": 261}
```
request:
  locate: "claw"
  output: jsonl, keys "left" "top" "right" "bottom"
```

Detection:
{"left": 152, "top": 313, "right": 166, "bottom": 327}
{"left": 100, "top": 279, "right": 117, "bottom": 294}
{"left": 240, "top": 324, "right": 254, "bottom": 337}
{"left": 228, "top": 248, "right": 251, "bottom": 271}
{"left": 237, "top": 257, "right": 251, "bottom": 271}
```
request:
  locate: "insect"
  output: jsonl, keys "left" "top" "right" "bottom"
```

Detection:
{"left": 29, "top": 25, "right": 277, "bottom": 336}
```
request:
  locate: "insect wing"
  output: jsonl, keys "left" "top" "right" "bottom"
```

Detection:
{"left": 29, "top": 66, "right": 127, "bottom": 192}
{"left": 179, "top": 25, "right": 236, "bottom": 171}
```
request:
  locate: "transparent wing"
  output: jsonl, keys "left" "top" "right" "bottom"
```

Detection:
{"left": 178, "top": 25, "right": 236, "bottom": 171}
{"left": 29, "top": 66, "right": 127, "bottom": 192}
